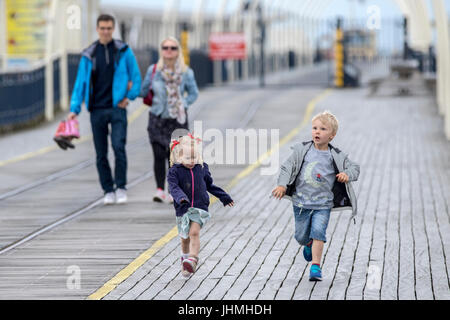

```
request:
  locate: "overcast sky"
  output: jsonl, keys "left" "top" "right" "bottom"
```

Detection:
{"left": 101, "top": 0, "right": 401, "bottom": 17}
{"left": 100, "top": 0, "right": 450, "bottom": 20}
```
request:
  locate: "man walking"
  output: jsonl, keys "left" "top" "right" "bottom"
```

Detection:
{"left": 68, "top": 14, "right": 141, "bottom": 204}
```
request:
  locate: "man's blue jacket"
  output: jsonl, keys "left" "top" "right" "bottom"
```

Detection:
{"left": 70, "top": 39, "right": 142, "bottom": 114}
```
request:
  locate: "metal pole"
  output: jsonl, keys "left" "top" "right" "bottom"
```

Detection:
{"left": 212, "top": 0, "right": 227, "bottom": 85}
{"left": 161, "top": 0, "right": 179, "bottom": 41}
{"left": 58, "top": 1, "right": 68, "bottom": 111}
{"left": 257, "top": 4, "right": 265, "bottom": 87}
{"left": 403, "top": 17, "right": 408, "bottom": 60}
{"left": 229, "top": 0, "right": 246, "bottom": 82}
{"left": 191, "top": 0, "right": 206, "bottom": 49}
{"left": 180, "top": 22, "right": 190, "bottom": 66}
{"left": 0, "top": 0, "right": 7, "bottom": 69}
{"left": 45, "top": 0, "right": 57, "bottom": 121}
{"left": 431, "top": 0, "right": 450, "bottom": 139}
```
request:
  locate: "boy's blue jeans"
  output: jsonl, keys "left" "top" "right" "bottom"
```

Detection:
{"left": 293, "top": 205, "right": 331, "bottom": 246}
{"left": 90, "top": 108, "right": 128, "bottom": 194}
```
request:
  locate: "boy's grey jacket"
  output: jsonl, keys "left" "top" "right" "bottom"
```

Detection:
{"left": 277, "top": 141, "right": 360, "bottom": 219}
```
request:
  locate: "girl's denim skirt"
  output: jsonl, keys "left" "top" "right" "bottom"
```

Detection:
{"left": 176, "top": 207, "right": 211, "bottom": 239}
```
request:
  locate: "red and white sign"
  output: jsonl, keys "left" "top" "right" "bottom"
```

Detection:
{"left": 209, "top": 32, "right": 247, "bottom": 60}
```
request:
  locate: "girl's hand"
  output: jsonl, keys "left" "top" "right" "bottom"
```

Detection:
{"left": 271, "top": 186, "right": 286, "bottom": 200}
{"left": 336, "top": 172, "right": 349, "bottom": 183}
{"left": 227, "top": 201, "right": 234, "bottom": 207}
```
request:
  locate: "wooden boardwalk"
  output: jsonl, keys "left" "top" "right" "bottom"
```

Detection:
{"left": 103, "top": 75, "right": 450, "bottom": 300}
{"left": 0, "top": 64, "right": 448, "bottom": 300}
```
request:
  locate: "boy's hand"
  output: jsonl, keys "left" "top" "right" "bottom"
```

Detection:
{"left": 271, "top": 186, "right": 286, "bottom": 200}
{"left": 336, "top": 172, "right": 349, "bottom": 183}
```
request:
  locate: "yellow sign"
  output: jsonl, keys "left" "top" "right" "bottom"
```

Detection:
{"left": 6, "top": 0, "right": 49, "bottom": 59}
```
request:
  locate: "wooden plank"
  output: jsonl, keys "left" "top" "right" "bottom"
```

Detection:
{"left": 257, "top": 236, "right": 299, "bottom": 300}
{"left": 221, "top": 201, "right": 291, "bottom": 299}
{"left": 397, "top": 113, "right": 417, "bottom": 300}
{"left": 362, "top": 125, "right": 393, "bottom": 300}
{"left": 418, "top": 124, "right": 450, "bottom": 300}
{"left": 380, "top": 132, "right": 401, "bottom": 299}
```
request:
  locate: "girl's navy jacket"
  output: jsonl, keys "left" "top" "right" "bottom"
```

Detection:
{"left": 167, "top": 162, "right": 233, "bottom": 217}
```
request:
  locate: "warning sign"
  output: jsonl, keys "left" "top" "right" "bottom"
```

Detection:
{"left": 209, "top": 32, "right": 246, "bottom": 60}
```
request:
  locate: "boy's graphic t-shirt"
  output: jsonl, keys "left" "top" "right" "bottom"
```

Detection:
{"left": 292, "top": 145, "right": 336, "bottom": 209}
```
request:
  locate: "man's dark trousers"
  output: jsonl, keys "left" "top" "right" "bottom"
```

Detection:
{"left": 90, "top": 107, "right": 127, "bottom": 194}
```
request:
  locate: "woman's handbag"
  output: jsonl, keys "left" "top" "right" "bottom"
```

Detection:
{"left": 143, "top": 64, "right": 157, "bottom": 106}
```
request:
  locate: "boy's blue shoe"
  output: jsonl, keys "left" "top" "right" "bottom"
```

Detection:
{"left": 309, "top": 264, "right": 322, "bottom": 281}
{"left": 303, "top": 241, "right": 312, "bottom": 262}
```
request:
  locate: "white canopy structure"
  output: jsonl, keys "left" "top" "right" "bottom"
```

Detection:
{"left": 0, "top": 0, "right": 449, "bottom": 139}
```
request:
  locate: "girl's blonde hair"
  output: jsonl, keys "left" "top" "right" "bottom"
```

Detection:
{"left": 312, "top": 110, "right": 339, "bottom": 135}
{"left": 169, "top": 133, "right": 203, "bottom": 167}
{"left": 156, "top": 36, "right": 188, "bottom": 72}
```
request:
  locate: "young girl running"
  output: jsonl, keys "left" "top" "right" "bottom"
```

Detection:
{"left": 167, "top": 133, "right": 234, "bottom": 277}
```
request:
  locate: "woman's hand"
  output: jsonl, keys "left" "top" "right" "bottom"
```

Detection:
{"left": 271, "top": 186, "right": 286, "bottom": 200}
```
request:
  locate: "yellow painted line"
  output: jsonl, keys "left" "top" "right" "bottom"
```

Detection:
{"left": 127, "top": 104, "right": 148, "bottom": 124}
{"left": 87, "top": 88, "right": 333, "bottom": 300}
{"left": 0, "top": 104, "right": 148, "bottom": 168}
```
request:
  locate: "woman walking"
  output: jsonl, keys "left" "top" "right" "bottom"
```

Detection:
{"left": 140, "top": 36, "right": 199, "bottom": 203}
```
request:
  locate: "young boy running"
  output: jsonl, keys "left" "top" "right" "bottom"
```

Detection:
{"left": 272, "top": 111, "right": 360, "bottom": 281}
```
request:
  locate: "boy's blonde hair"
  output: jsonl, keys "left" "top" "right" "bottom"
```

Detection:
{"left": 312, "top": 111, "right": 339, "bottom": 135}
{"left": 169, "top": 133, "right": 203, "bottom": 167}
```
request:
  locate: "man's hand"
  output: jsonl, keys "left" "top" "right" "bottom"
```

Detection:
{"left": 336, "top": 172, "right": 349, "bottom": 183}
{"left": 271, "top": 186, "right": 287, "bottom": 200}
{"left": 227, "top": 201, "right": 235, "bottom": 207}
{"left": 118, "top": 97, "right": 129, "bottom": 109}
{"left": 67, "top": 112, "right": 77, "bottom": 120}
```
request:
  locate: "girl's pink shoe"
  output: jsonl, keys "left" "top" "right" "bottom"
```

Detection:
{"left": 54, "top": 121, "right": 66, "bottom": 138}
{"left": 153, "top": 188, "right": 166, "bottom": 202}
{"left": 65, "top": 119, "right": 80, "bottom": 139}
{"left": 183, "top": 256, "right": 198, "bottom": 273}
{"left": 54, "top": 120, "right": 78, "bottom": 150}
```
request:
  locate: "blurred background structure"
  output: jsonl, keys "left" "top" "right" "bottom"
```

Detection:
{"left": 0, "top": 0, "right": 449, "bottom": 139}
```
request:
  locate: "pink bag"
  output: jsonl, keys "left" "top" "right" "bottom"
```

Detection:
{"left": 53, "top": 119, "right": 79, "bottom": 150}
{"left": 65, "top": 119, "right": 80, "bottom": 139}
